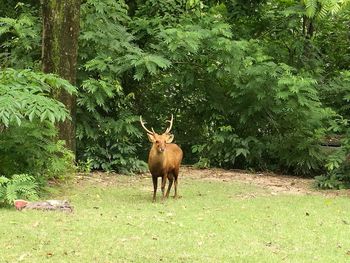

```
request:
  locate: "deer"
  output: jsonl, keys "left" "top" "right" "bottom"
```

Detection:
{"left": 140, "top": 115, "right": 183, "bottom": 202}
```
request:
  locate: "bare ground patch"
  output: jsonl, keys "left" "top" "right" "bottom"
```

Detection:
{"left": 74, "top": 166, "right": 350, "bottom": 197}
{"left": 180, "top": 166, "right": 350, "bottom": 197}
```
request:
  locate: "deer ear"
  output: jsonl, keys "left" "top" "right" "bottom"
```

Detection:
{"left": 166, "top": 134, "right": 174, "bottom": 143}
{"left": 147, "top": 133, "right": 155, "bottom": 143}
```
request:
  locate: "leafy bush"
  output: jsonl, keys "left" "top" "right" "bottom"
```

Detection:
{"left": 315, "top": 131, "right": 350, "bottom": 189}
{"left": 0, "top": 174, "right": 38, "bottom": 206}
{"left": 0, "top": 68, "right": 76, "bottom": 125}
{"left": 76, "top": 1, "right": 151, "bottom": 173}
{"left": 77, "top": 78, "right": 147, "bottom": 174}
{"left": 131, "top": 9, "right": 333, "bottom": 175}
{"left": 0, "top": 121, "right": 75, "bottom": 180}
{"left": 192, "top": 126, "right": 257, "bottom": 169}
{"left": 0, "top": 68, "right": 76, "bottom": 182}
{"left": 315, "top": 167, "right": 350, "bottom": 190}
{"left": 320, "top": 71, "right": 350, "bottom": 120}
{"left": 0, "top": 3, "right": 41, "bottom": 68}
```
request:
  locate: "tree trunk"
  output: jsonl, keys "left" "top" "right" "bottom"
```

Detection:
{"left": 125, "top": 0, "right": 137, "bottom": 17}
{"left": 42, "top": 0, "right": 80, "bottom": 155}
{"left": 302, "top": 15, "right": 314, "bottom": 39}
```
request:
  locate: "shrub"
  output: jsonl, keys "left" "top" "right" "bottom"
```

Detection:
{"left": 76, "top": 79, "right": 147, "bottom": 174}
{"left": 315, "top": 131, "right": 350, "bottom": 189}
{"left": 0, "top": 174, "right": 38, "bottom": 206}
{"left": 0, "top": 4, "right": 41, "bottom": 69}
{"left": 0, "top": 68, "right": 75, "bottom": 126}
{"left": 0, "top": 68, "right": 76, "bottom": 184}
{"left": 0, "top": 121, "right": 74, "bottom": 181}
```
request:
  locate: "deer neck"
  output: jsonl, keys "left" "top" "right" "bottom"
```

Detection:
{"left": 149, "top": 145, "right": 167, "bottom": 167}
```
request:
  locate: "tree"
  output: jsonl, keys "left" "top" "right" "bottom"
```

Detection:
{"left": 41, "top": 0, "right": 80, "bottom": 154}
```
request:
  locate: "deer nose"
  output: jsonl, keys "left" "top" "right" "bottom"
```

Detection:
{"left": 159, "top": 147, "right": 165, "bottom": 152}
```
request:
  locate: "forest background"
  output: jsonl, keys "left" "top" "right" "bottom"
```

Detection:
{"left": 1, "top": 0, "right": 350, "bottom": 203}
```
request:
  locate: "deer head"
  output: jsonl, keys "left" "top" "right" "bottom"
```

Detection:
{"left": 140, "top": 115, "right": 174, "bottom": 153}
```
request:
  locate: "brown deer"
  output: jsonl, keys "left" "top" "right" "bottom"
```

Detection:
{"left": 140, "top": 115, "right": 183, "bottom": 202}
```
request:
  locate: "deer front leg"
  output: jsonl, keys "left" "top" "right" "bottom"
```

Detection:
{"left": 165, "top": 177, "right": 173, "bottom": 198}
{"left": 152, "top": 176, "right": 158, "bottom": 202}
{"left": 161, "top": 175, "right": 167, "bottom": 199}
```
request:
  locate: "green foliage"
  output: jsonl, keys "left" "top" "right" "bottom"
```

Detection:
{"left": 0, "top": 68, "right": 76, "bottom": 127}
{"left": 0, "top": 3, "right": 41, "bottom": 68}
{"left": 0, "top": 174, "right": 38, "bottom": 206}
{"left": 195, "top": 53, "right": 332, "bottom": 174}
{"left": 1, "top": 0, "right": 350, "bottom": 183}
{"left": 315, "top": 130, "right": 350, "bottom": 189}
{"left": 79, "top": 0, "right": 133, "bottom": 71}
{"left": 302, "top": 0, "right": 349, "bottom": 18}
{"left": 80, "top": 0, "right": 172, "bottom": 81}
{"left": 77, "top": 158, "right": 94, "bottom": 173}
{"left": 320, "top": 71, "right": 350, "bottom": 119}
{"left": 0, "top": 121, "right": 75, "bottom": 180}
{"left": 132, "top": 9, "right": 332, "bottom": 175}
{"left": 313, "top": 70, "right": 350, "bottom": 187}
{"left": 192, "top": 126, "right": 255, "bottom": 169}
{"left": 315, "top": 166, "right": 350, "bottom": 189}
{"left": 77, "top": 1, "right": 151, "bottom": 173}
{"left": 0, "top": 68, "right": 76, "bottom": 184}
{"left": 76, "top": 78, "right": 147, "bottom": 174}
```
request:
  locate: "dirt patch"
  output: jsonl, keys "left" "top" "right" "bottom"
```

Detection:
{"left": 75, "top": 166, "right": 350, "bottom": 197}
{"left": 181, "top": 166, "right": 312, "bottom": 195}
{"left": 180, "top": 166, "right": 350, "bottom": 197}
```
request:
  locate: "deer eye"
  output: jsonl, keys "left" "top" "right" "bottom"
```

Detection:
{"left": 155, "top": 140, "right": 159, "bottom": 143}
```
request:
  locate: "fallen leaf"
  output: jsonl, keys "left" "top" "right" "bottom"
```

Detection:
{"left": 18, "top": 253, "right": 29, "bottom": 261}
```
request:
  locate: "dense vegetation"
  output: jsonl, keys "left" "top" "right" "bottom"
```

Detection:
{"left": 1, "top": 0, "right": 350, "bottom": 202}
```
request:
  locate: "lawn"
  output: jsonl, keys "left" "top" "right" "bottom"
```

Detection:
{"left": 1, "top": 169, "right": 350, "bottom": 263}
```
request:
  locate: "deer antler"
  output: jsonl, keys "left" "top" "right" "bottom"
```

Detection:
{"left": 140, "top": 116, "right": 154, "bottom": 134}
{"left": 164, "top": 114, "right": 174, "bottom": 134}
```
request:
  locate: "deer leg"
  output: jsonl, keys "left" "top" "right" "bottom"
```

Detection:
{"left": 174, "top": 171, "right": 179, "bottom": 198}
{"left": 152, "top": 176, "right": 158, "bottom": 202}
{"left": 161, "top": 175, "right": 167, "bottom": 199}
{"left": 165, "top": 174, "right": 174, "bottom": 198}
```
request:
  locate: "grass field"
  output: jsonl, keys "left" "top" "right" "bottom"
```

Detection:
{"left": 1, "top": 169, "right": 350, "bottom": 262}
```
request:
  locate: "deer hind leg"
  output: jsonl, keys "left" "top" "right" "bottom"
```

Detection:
{"left": 173, "top": 169, "right": 179, "bottom": 199}
{"left": 152, "top": 176, "right": 158, "bottom": 202}
{"left": 165, "top": 173, "right": 174, "bottom": 198}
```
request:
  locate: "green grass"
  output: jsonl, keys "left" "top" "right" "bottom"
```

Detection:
{"left": 1, "top": 175, "right": 350, "bottom": 262}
